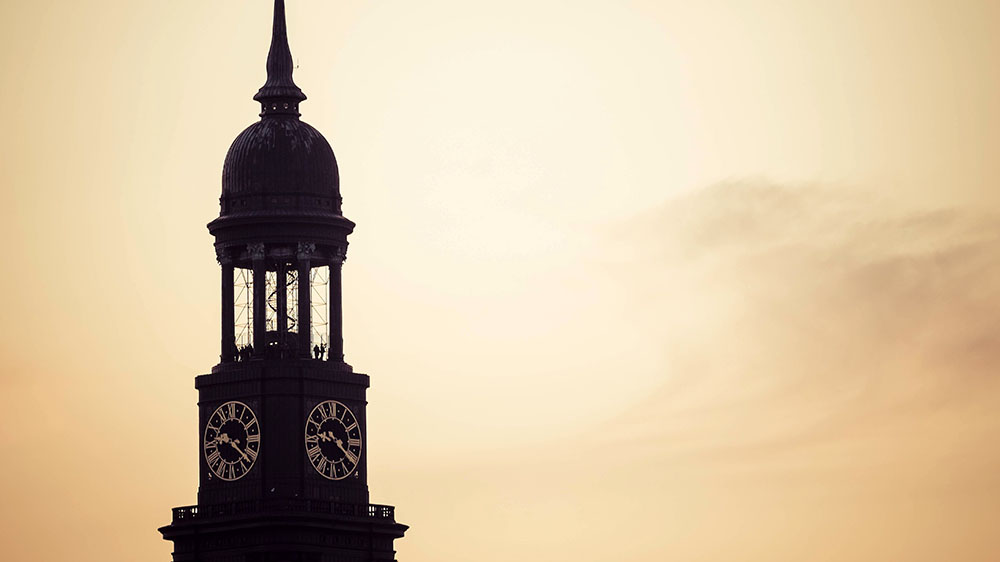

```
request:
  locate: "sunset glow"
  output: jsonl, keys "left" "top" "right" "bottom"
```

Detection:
{"left": 2, "top": 1, "right": 1000, "bottom": 561}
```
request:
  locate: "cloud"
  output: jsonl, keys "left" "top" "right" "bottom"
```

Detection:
{"left": 606, "top": 181, "right": 1000, "bottom": 476}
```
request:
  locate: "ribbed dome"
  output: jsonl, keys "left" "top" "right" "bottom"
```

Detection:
{"left": 222, "top": 117, "right": 340, "bottom": 200}
{"left": 215, "top": 0, "right": 344, "bottom": 220}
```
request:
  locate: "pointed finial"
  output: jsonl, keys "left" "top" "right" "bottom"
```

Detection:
{"left": 254, "top": 0, "right": 307, "bottom": 116}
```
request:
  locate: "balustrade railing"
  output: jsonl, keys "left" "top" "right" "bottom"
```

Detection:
{"left": 172, "top": 500, "right": 394, "bottom": 523}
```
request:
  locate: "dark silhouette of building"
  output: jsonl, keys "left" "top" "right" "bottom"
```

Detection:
{"left": 159, "top": 2, "right": 407, "bottom": 560}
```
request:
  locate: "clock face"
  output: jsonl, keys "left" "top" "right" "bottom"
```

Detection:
{"left": 304, "top": 400, "right": 362, "bottom": 480}
{"left": 203, "top": 401, "right": 260, "bottom": 481}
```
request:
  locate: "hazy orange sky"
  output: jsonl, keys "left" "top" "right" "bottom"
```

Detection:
{"left": 2, "top": 1, "right": 1000, "bottom": 561}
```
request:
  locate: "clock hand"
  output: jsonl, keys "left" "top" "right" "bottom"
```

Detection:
{"left": 333, "top": 437, "right": 358, "bottom": 460}
{"left": 210, "top": 433, "right": 251, "bottom": 462}
{"left": 227, "top": 439, "right": 251, "bottom": 462}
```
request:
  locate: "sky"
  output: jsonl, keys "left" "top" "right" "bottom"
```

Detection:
{"left": 1, "top": 0, "right": 1000, "bottom": 560}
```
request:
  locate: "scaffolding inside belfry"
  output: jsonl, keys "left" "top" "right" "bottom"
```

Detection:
{"left": 233, "top": 264, "right": 328, "bottom": 354}
{"left": 264, "top": 271, "right": 278, "bottom": 333}
{"left": 286, "top": 269, "right": 299, "bottom": 335}
{"left": 234, "top": 268, "right": 253, "bottom": 348}
{"left": 263, "top": 269, "right": 302, "bottom": 342}
{"left": 310, "top": 266, "right": 329, "bottom": 348}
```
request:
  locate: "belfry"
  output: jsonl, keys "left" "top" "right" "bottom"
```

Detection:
{"left": 159, "top": 2, "right": 408, "bottom": 560}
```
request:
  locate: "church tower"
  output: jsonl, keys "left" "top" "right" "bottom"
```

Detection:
{"left": 159, "top": 2, "right": 408, "bottom": 560}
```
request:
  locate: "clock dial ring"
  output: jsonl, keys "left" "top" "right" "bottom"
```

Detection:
{"left": 203, "top": 400, "right": 260, "bottom": 481}
{"left": 304, "top": 400, "right": 362, "bottom": 481}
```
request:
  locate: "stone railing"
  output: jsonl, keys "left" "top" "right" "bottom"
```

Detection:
{"left": 172, "top": 500, "right": 395, "bottom": 523}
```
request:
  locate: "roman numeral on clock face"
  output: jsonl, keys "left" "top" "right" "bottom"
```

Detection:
{"left": 307, "top": 445, "right": 323, "bottom": 464}
{"left": 207, "top": 449, "right": 222, "bottom": 467}
{"left": 343, "top": 449, "right": 359, "bottom": 465}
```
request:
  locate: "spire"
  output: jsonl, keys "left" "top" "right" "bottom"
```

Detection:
{"left": 254, "top": 0, "right": 307, "bottom": 115}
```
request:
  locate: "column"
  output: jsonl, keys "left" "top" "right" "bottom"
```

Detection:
{"left": 329, "top": 249, "right": 345, "bottom": 363}
{"left": 297, "top": 242, "right": 314, "bottom": 358}
{"left": 219, "top": 249, "right": 235, "bottom": 363}
{"left": 249, "top": 242, "right": 266, "bottom": 357}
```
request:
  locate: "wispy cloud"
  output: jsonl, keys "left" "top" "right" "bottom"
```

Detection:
{"left": 608, "top": 181, "right": 1000, "bottom": 474}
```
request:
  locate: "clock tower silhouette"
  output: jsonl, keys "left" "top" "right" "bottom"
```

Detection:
{"left": 158, "top": 2, "right": 408, "bottom": 560}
